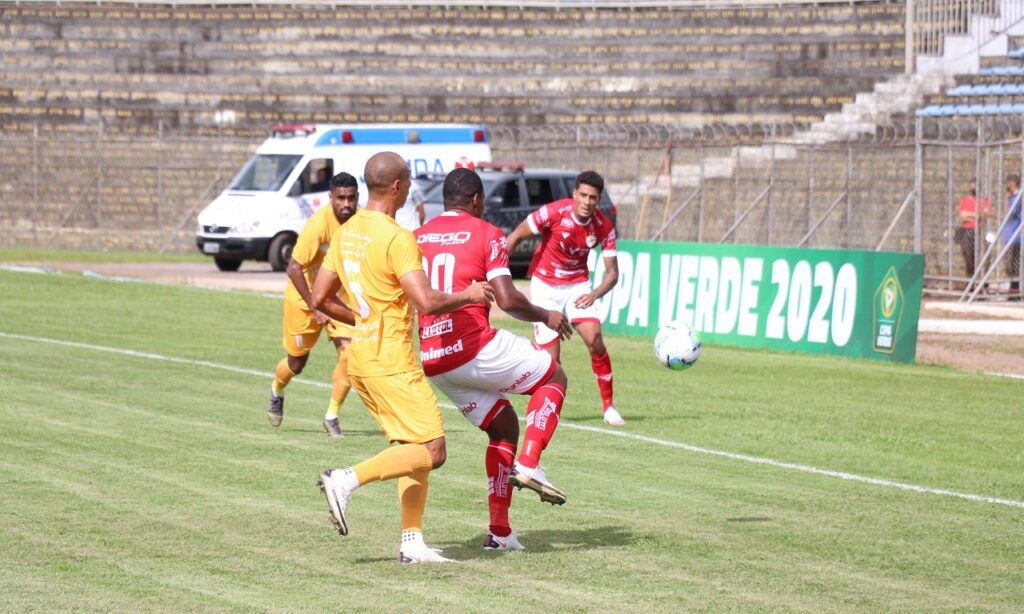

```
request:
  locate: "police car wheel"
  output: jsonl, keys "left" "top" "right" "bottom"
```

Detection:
{"left": 214, "top": 257, "right": 242, "bottom": 272}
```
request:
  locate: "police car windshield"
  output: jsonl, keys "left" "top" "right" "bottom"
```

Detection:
{"left": 229, "top": 154, "right": 303, "bottom": 192}
{"left": 422, "top": 176, "right": 500, "bottom": 203}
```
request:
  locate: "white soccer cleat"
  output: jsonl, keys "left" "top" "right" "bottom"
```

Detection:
{"left": 317, "top": 469, "right": 352, "bottom": 536}
{"left": 508, "top": 462, "right": 567, "bottom": 505}
{"left": 399, "top": 542, "right": 454, "bottom": 564}
{"left": 482, "top": 531, "right": 525, "bottom": 551}
{"left": 602, "top": 406, "right": 625, "bottom": 426}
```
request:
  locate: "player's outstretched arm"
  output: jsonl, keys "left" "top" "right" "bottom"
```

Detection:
{"left": 491, "top": 275, "right": 572, "bottom": 341}
{"left": 505, "top": 218, "right": 536, "bottom": 254}
{"left": 399, "top": 270, "right": 494, "bottom": 315}
{"left": 310, "top": 267, "right": 356, "bottom": 326}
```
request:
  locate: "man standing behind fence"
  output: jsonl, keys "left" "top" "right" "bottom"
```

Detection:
{"left": 954, "top": 179, "right": 989, "bottom": 286}
{"left": 1003, "top": 174, "right": 1021, "bottom": 300}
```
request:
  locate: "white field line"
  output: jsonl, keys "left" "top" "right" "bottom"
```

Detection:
{"left": 3, "top": 331, "right": 1023, "bottom": 511}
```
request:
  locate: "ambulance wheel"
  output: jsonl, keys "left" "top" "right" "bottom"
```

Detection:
{"left": 268, "top": 234, "right": 296, "bottom": 272}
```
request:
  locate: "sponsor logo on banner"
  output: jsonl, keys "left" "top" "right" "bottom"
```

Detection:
{"left": 872, "top": 266, "right": 904, "bottom": 354}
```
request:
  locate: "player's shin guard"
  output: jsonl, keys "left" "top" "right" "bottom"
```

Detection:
{"left": 398, "top": 468, "right": 430, "bottom": 532}
{"left": 591, "top": 351, "right": 614, "bottom": 411}
{"left": 518, "top": 383, "right": 567, "bottom": 470}
{"left": 273, "top": 358, "right": 295, "bottom": 395}
{"left": 486, "top": 440, "right": 516, "bottom": 537}
{"left": 354, "top": 443, "right": 433, "bottom": 486}
{"left": 328, "top": 345, "right": 350, "bottom": 419}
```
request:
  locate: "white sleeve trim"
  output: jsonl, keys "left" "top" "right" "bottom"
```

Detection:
{"left": 526, "top": 215, "right": 540, "bottom": 234}
{"left": 602, "top": 249, "right": 617, "bottom": 258}
{"left": 486, "top": 267, "right": 511, "bottom": 281}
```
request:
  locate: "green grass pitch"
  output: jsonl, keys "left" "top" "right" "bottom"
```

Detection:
{"left": 1, "top": 268, "right": 1022, "bottom": 612}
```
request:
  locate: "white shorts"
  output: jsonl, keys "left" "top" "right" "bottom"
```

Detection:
{"left": 529, "top": 277, "right": 600, "bottom": 346}
{"left": 430, "top": 329, "right": 555, "bottom": 429}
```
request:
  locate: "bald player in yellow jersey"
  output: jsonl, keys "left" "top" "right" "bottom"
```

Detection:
{"left": 267, "top": 172, "right": 358, "bottom": 437}
{"left": 311, "top": 152, "right": 494, "bottom": 564}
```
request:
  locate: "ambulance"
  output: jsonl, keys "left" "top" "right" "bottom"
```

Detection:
{"left": 195, "top": 123, "right": 491, "bottom": 271}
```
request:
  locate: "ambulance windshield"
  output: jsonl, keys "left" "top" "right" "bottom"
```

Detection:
{"left": 229, "top": 154, "right": 303, "bottom": 192}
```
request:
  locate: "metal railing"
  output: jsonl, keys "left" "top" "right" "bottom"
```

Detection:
{"left": 908, "top": 0, "right": 1024, "bottom": 72}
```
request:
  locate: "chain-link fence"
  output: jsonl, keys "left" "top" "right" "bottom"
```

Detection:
{"left": 0, "top": 122, "right": 254, "bottom": 254}
{"left": 1, "top": 118, "right": 1022, "bottom": 299}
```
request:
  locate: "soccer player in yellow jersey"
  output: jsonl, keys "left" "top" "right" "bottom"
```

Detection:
{"left": 267, "top": 173, "right": 359, "bottom": 438}
{"left": 311, "top": 152, "right": 494, "bottom": 564}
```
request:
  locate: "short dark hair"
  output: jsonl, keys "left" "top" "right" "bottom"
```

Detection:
{"left": 575, "top": 170, "right": 604, "bottom": 194}
{"left": 331, "top": 172, "right": 358, "bottom": 190}
{"left": 1008, "top": 174, "right": 1021, "bottom": 188}
{"left": 442, "top": 168, "right": 484, "bottom": 208}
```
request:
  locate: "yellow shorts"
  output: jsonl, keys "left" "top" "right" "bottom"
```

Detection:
{"left": 282, "top": 299, "right": 354, "bottom": 357}
{"left": 351, "top": 370, "right": 444, "bottom": 444}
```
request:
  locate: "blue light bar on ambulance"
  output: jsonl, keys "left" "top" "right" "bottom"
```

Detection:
{"left": 315, "top": 126, "right": 487, "bottom": 147}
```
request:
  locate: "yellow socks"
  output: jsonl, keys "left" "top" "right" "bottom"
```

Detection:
{"left": 273, "top": 358, "right": 295, "bottom": 396}
{"left": 353, "top": 444, "right": 432, "bottom": 486}
{"left": 398, "top": 469, "right": 430, "bottom": 532}
{"left": 327, "top": 344, "right": 350, "bottom": 419}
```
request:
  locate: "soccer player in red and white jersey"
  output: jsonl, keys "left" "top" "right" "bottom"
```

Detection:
{"left": 506, "top": 170, "right": 624, "bottom": 426}
{"left": 415, "top": 168, "right": 574, "bottom": 551}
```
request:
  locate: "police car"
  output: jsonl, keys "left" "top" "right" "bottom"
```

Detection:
{"left": 421, "top": 162, "right": 617, "bottom": 273}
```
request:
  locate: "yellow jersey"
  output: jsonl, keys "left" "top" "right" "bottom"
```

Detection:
{"left": 284, "top": 205, "right": 343, "bottom": 310}
{"left": 323, "top": 209, "right": 424, "bottom": 377}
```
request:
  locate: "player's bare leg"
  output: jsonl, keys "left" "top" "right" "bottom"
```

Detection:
{"left": 575, "top": 321, "right": 622, "bottom": 426}
{"left": 509, "top": 365, "right": 568, "bottom": 505}
{"left": 269, "top": 353, "right": 308, "bottom": 427}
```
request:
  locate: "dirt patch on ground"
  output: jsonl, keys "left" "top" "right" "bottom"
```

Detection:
{"left": 916, "top": 332, "right": 1024, "bottom": 375}
{"left": 11, "top": 260, "right": 1024, "bottom": 377}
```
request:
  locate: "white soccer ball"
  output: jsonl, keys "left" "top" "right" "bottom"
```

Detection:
{"left": 653, "top": 320, "right": 702, "bottom": 371}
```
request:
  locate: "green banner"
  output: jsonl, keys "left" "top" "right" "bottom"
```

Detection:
{"left": 590, "top": 241, "right": 924, "bottom": 363}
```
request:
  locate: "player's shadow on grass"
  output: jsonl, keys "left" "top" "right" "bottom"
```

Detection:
{"left": 351, "top": 527, "right": 634, "bottom": 564}
{"left": 447, "top": 525, "right": 635, "bottom": 559}
{"left": 292, "top": 428, "right": 381, "bottom": 436}
{"left": 564, "top": 415, "right": 650, "bottom": 424}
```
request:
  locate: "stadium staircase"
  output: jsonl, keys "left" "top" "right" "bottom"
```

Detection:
{"left": 622, "top": 0, "right": 1024, "bottom": 225}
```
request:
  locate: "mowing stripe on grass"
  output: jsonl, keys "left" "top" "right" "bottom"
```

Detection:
{"left": 3, "top": 330, "right": 1023, "bottom": 511}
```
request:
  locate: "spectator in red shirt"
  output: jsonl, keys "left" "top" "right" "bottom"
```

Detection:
{"left": 954, "top": 179, "right": 990, "bottom": 282}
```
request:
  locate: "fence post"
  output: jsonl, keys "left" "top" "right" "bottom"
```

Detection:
{"left": 805, "top": 150, "right": 814, "bottom": 245}
{"left": 575, "top": 125, "right": 581, "bottom": 170}
{"left": 905, "top": 0, "right": 915, "bottom": 75}
{"left": 914, "top": 115, "right": 924, "bottom": 254}
{"left": 949, "top": 145, "right": 956, "bottom": 291}
{"left": 32, "top": 122, "right": 39, "bottom": 246}
{"left": 157, "top": 119, "right": 164, "bottom": 229}
{"left": 767, "top": 136, "right": 776, "bottom": 245}
{"left": 96, "top": 120, "right": 104, "bottom": 251}
{"left": 697, "top": 142, "right": 705, "bottom": 243}
{"left": 732, "top": 137, "right": 740, "bottom": 243}
{"left": 846, "top": 144, "right": 853, "bottom": 248}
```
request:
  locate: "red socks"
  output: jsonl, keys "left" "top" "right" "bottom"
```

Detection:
{"left": 591, "top": 351, "right": 614, "bottom": 411}
{"left": 486, "top": 440, "right": 516, "bottom": 537}
{"left": 518, "top": 383, "right": 567, "bottom": 470}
